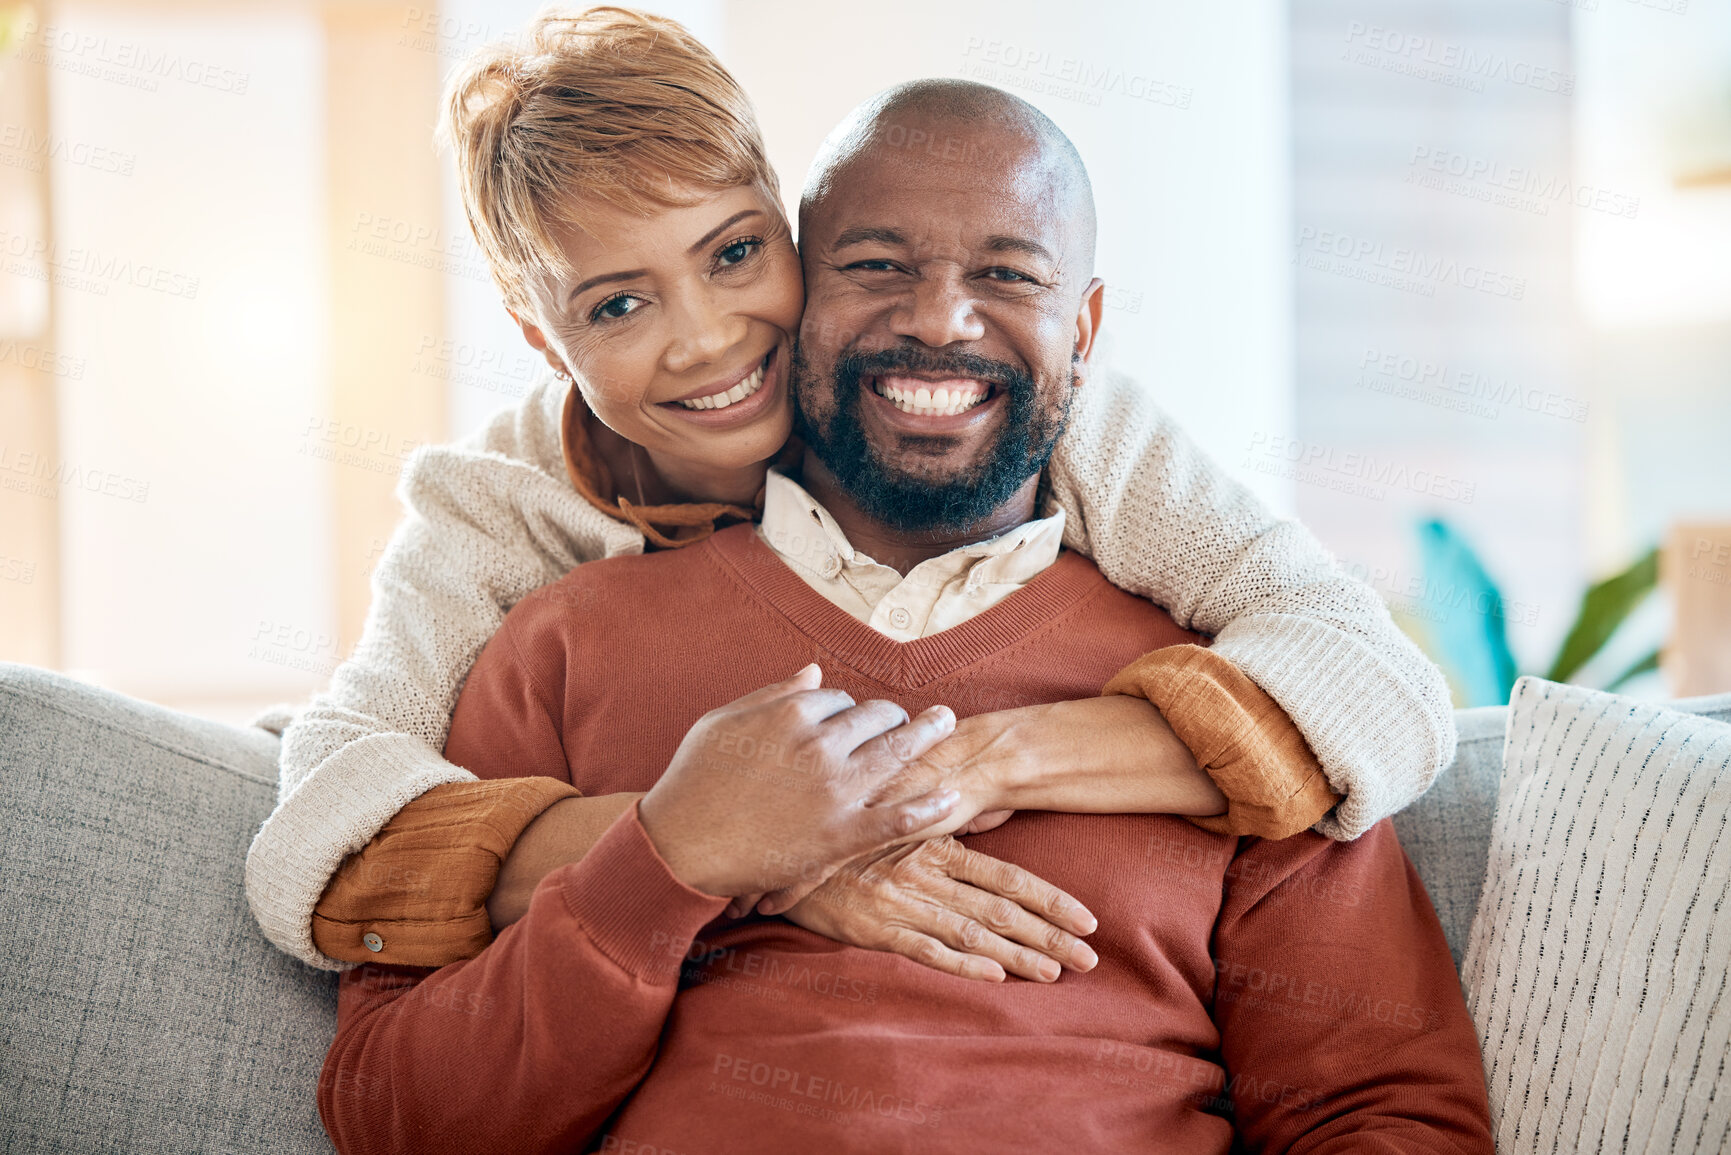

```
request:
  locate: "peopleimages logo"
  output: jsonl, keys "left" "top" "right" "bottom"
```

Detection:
{"left": 1341, "top": 21, "right": 1574, "bottom": 96}
{"left": 959, "top": 36, "right": 1193, "bottom": 110}
{"left": 1243, "top": 433, "right": 1477, "bottom": 505}
{"left": 1405, "top": 146, "right": 1640, "bottom": 220}
{"left": 0, "top": 444, "right": 150, "bottom": 503}
{"left": 0, "top": 124, "right": 136, "bottom": 176}
{"left": 1357, "top": 347, "right": 1588, "bottom": 424}
{"left": 14, "top": 17, "right": 251, "bottom": 95}
{"left": 1294, "top": 226, "right": 1527, "bottom": 301}
{"left": 0, "top": 229, "right": 200, "bottom": 300}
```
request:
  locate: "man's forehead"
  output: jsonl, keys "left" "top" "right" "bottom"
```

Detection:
{"left": 812, "top": 136, "right": 1072, "bottom": 255}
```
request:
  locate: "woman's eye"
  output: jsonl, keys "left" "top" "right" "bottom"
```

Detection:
{"left": 716, "top": 238, "right": 761, "bottom": 267}
{"left": 591, "top": 294, "right": 644, "bottom": 322}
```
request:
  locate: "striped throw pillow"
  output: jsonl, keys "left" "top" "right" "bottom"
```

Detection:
{"left": 1463, "top": 676, "right": 1731, "bottom": 1154}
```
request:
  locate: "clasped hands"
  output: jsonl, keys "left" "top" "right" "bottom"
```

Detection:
{"left": 636, "top": 664, "right": 1099, "bottom": 984}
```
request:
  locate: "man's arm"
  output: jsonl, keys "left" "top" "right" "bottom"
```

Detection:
{"left": 1209, "top": 821, "right": 1492, "bottom": 1153}
{"left": 320, "top": 806, "right": 726, "bottom": 1155}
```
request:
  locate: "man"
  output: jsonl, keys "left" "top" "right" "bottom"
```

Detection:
{"left": 319, "top": 81, "right": 1492, "bottom": 1154}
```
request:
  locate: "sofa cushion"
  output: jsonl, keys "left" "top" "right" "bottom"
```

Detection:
{"left": 1463, "top": 676, "right": 1731, "bottom": 1154}
{"left": 1392, "top": 690, "right": 1731, "bottom": 965}
{"left": 0, "top": 664, "right": 335, "bottom": 1155}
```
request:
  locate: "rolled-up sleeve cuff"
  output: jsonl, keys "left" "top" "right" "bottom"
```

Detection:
{"left": 557, "top": 802, "right": 730, "bottom": 983}
{"left": 312, "top": 776, "right": 581, "bottom": 966}
{"left": 1103, "top": 644, "right": 1342, "bottom": 840}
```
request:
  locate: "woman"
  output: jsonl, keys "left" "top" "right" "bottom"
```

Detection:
{"left": 247, "top": 6, "right": 1452, "bottom": 985}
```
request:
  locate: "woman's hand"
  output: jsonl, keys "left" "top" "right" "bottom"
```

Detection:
{"left": 778, "top": 836, "right": 1099, "bottom": 983}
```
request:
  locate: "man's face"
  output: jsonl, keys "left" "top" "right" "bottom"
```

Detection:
{"left": 792, "top": 116, "right": 1101, "bottom": 535}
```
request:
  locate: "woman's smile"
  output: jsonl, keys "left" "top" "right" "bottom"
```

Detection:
{"left": 667, "top": 347, "right": 774, "bottom": 411}
{"left": 657, "top": 346, "right": 786, "bottom": 430}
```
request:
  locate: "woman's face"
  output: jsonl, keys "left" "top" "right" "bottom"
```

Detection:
{"left": 519, "top": 183, "right": 803, "bottom": 472}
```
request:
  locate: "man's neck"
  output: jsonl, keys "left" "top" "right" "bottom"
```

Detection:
{"left": 798, "top": 449, "right": 1042, "bottom": 576}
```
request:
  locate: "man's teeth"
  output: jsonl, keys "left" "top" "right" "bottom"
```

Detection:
{"left": 677, "top": 361, "right": 767, "bottom": 410}
{"left": 872, "top": 378, "right": 990, "bottom": 417}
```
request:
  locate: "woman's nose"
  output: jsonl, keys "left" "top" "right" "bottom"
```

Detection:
{"left": 663, "top": 289, "right": 749, "bottom": 374}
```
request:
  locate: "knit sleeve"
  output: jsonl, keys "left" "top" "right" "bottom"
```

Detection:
{"left": 246, "top": 380, "right": 645, "bottom": 970}
{"left": 1046, "top": 369, "right": 1456, "bottom": 840}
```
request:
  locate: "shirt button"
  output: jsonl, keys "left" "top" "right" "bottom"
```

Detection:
{"left": 821, "top": 555, "right": 842, "bottom": 578}
{"left": 888, "top": 606, "right": 912, "bottom": 630}
{"left": 362, "top": 932, "right": 384, "bottom": 953}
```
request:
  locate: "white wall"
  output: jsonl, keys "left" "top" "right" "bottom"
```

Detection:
{"left": 1574, "top": 0, "right": 1731, "bottom": 575}
{"left": 47, "top": 4, "right": 332, "bottom": 705}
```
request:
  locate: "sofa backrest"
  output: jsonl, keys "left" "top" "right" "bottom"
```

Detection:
{"left": 0, "top": 664, "right": 336, "bottom": 1155}
{"left": 1390, "top": 705, "right": 1506, "bottom": 964}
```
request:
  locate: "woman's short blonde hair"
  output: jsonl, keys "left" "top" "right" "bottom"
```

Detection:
{"left": 441, "top": 5, "right": 778, "bottom": 312}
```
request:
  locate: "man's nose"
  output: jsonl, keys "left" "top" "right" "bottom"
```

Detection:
{"left": 663, "top": 287, "right": 748, "bottom": 374}
{"left": 888, "top": 273, "right": 986, "bottom": 348}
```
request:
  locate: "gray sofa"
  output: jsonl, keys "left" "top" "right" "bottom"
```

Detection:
{"left": 2, "top": 661, "right": 1728, "bottom": 1154}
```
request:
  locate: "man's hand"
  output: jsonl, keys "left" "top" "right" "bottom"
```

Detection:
{"left": 638, "top": 664, "right": 963, "bottom": 898}
{"left": 780, "top": 836, "right": 1100, "bottom": 983}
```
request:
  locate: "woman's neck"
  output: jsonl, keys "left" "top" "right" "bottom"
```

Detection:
{"left": 589, "top": 420, "right": 767, "bottom": 508}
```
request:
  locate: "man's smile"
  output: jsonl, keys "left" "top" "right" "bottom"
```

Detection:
{"left": 860, "top": 373, "right": 1006, "bottom": 434}
{"left": 868, "top": 374, "right": 996, "bottom": 418}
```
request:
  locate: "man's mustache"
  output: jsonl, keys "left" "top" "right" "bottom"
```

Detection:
{"left": 833, "top": 346, "right": 1036, "bottom": 394}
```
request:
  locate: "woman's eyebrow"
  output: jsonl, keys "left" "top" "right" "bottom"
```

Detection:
{"left": 686, "top": 209, "right": 763, "bottom": 256}
{"left": 566, "top": 268, "right": 649, "bottom": 308}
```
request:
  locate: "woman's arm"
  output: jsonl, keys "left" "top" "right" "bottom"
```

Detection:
{"left": 1045, "top": 368, "right": 1457, "bottom": 839}
{"left": 938, "top": 695, "right": 1227, "bottom": 817}
{"left": 486, "top": 792, "right": 642, "bottom": 928}
{"left": 246, "top": 379, "right": 644, "bottom": 970}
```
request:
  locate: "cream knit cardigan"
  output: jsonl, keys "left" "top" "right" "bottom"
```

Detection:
{"left": 246, "top": 372, "right": 1456, "bottom": 969}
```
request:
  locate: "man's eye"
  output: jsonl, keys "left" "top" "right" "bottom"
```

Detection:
{"left": 591, "top": 293, "right": 645, "bottom": 322}
{"left": 716, "top": 238, "right": 761, "bottom": 267}
{"left": 847, "top": 259, "right": 900, "bottom": 272}
{"left": 984, "top": 268, "right": 1032, "bottom": 283}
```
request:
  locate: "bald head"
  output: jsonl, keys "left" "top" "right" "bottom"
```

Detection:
{"left": 800, "top": 79, "right": 1097, "bottom": 277}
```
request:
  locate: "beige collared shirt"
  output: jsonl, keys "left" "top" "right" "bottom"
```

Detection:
{"left": 756, "top": 470, "right": 1067, "bottom": 642}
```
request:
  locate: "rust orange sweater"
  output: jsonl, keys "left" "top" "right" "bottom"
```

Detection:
{"left": 319, "top": 526, "right": 1490, "bottom": 1155}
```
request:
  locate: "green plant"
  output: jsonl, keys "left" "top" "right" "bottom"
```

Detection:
{"left": 1407, "top": 518, "right": 1660, "bottom": 707}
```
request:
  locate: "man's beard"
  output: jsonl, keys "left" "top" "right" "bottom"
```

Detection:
{"left": 791, "top": 344, "right": 1073, "bottom": 536}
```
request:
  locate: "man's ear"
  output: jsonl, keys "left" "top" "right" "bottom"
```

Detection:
{"left": 1071, "top": 277, "right": 1106, "bottom": 389}
{"left": 509, "top": 308, "right": 570, "bottom": 376}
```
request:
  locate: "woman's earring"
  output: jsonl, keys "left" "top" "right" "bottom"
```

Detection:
{"left": 553, "top": 367, "right": 572, "bottom": 383}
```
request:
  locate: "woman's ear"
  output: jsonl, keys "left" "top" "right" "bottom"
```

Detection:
{"left": 1071, "top": 277, "right": 1106, "bottom": 389}
{"left": 510, "top": 308, "right": 570, "bottom": 376}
